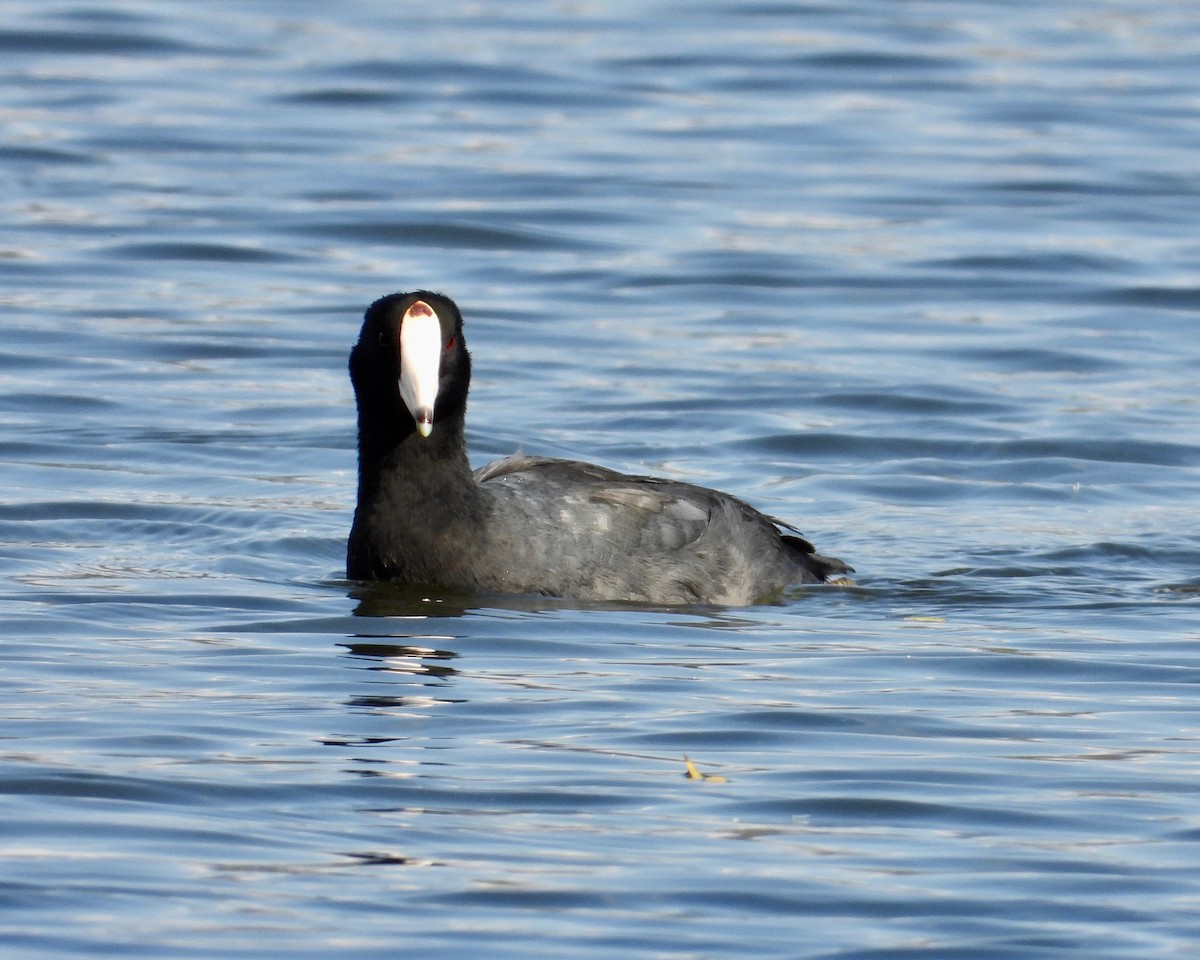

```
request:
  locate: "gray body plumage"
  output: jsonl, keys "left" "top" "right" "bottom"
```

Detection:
{"left": 469, "top": 454, "right": 843, "bottom": 605}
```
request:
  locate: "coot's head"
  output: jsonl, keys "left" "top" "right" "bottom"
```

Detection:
{"left": 349, "top": 291, "right": 471, "bottom": 439}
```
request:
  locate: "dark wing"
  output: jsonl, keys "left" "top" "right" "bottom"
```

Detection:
{"left": 472, "top": 455, "right": 848, "bottom": 603}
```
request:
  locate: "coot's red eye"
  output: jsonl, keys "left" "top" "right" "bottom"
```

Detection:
{"left": 446, "top": 336, "right": 456, "bottom": 350}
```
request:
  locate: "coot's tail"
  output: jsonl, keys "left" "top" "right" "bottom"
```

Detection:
{"left": 782, "top": 533, "right": 854, "bottom": 584}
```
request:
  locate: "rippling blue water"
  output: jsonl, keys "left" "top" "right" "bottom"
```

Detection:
{"left": 3, "top": 1, "right": 1199, "bottom": 957}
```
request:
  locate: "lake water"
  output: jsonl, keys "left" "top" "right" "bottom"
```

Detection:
{"left": 2, "top": 1, "right": 1199, "bottom": 956}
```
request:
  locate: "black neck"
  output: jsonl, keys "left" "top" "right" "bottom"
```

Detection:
{"left": 356, "top": 410, "right": 476, "bottom": 508}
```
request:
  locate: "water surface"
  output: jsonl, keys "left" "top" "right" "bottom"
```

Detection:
{"left": 2, "top": 1, "right": 1199, "bottom": 957}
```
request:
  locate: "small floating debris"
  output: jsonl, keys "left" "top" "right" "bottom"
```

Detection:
{"left": 683, "top": 756, "right": 728, "bottom": 784}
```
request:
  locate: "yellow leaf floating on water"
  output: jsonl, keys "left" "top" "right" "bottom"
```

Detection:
{"left": 683, "top": 756, "right": 728, "bottom": 783}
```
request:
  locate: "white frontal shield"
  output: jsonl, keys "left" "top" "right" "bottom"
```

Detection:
{"left": 398, "top": 300, "right": 442, "bottom": 438}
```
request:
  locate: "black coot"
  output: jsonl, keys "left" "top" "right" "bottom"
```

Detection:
{"left": 347, "top": 291, "right": 851, "bottom": 605}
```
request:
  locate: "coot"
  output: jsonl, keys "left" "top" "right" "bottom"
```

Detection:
{"left": 347, "top": 291, "right": 850, "bottom": 605}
